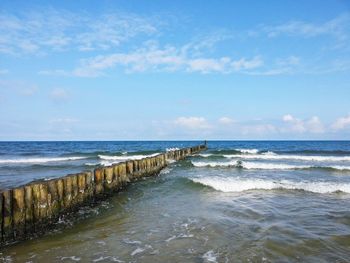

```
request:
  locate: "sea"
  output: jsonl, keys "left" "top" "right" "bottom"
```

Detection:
{"left": 1, "top": 141, "right": 350, "bottom": 262}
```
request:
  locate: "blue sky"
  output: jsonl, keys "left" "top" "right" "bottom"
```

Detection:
{"left": 1, "top": 0, "right": 350, "bottom": 140}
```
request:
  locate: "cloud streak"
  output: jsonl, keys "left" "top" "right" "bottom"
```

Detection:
{"left": 261, "top": 13, "right": 350, "bottom": 41}
{"left": 0, "top": 9, "right": 159, "bottom": 55}
{"left": 41, "top": 42, "right": 263, "bottom": 76}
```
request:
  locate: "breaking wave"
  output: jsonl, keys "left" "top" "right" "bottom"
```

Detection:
{"left": 0, "top": 156, "right": 87, "bottom": 164}
{"left": 98, "top": 153, "right": 159, "bottom": 161}
{"left": 191, "top": 177, "right": 350, "bottom": 194}
{"left": 191, "top": 160, "right": 350, "bottom": 171}
{"left": 223, "top": 153, "right": 350, "bottom": 162}
{"left": 235, "top": 148, "right": 260, "bottom": 154}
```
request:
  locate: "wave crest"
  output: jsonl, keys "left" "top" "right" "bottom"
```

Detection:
{"left": 191, "top": 160, "right": 350, "bottom": 171}
{"left": 223, "top": 154, "right": 350, "bottom": 162}
{"left": 98, "top": 153, "right": 159, "bottom": 161}
{"left": 191, "top": 177, "right": 350, "bottom": 194}
{"left": 0, "top": 156, "right": 86, "bottom": 164}
{"left": 235, "top": 148, "right": 259, "bottom": 154}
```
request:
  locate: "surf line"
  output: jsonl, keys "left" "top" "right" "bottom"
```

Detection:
{"left": 0, "top": 144, "right": 207, "bottom": 247}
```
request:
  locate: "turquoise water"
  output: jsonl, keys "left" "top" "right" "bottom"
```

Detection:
{"left": 1, "top": 141, "right": 350, "bottom": 262}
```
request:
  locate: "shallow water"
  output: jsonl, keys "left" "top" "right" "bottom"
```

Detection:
{"left": 1, "top": 141, "right": 350, "bottom": 262}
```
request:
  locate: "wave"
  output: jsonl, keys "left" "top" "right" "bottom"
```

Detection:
{"left": 0, "top": 156, "right": 87, "bottom": 164}
{"left": 166, "top": 147, "right": 179, "bottom": 152}
{"left": 98, "top": 153, "right": 159, "bottom": 161}
{"left": 223, "top": 153, "right": 350, "bottom": 162}
{"left": 85, "top": 161, "right": 120, "bottom": 167}
{"left": 235, "top": 148, "right": 259, "bottom": 154}
{"left": 278, "top": 150, "right": 350, "bottom": 155}
{"left": 197, "top": 153, "right": 213, "bottom": 158}
{"left": 191, "top": 160, "right": 350, "bottom": 171}
{"left": 191, "top": 177, "right": 350, "bottom": 194}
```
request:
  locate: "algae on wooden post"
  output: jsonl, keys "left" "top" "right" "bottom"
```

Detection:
{"left": 0, "top": 191, "right": 3, "bottom": 241}
{"left": 70, "top": 175, "right": 79, "bottom": 206}
{"left": 38, "top": 183, "right": 48, "bottom": 222}
{"left": 94, "top": 168, "right": 104, "bottom": 195}
{"left": 126, "top": 161, "right": 134, "bottom": 181}
{"left": 47, "top": 180, "right": 60, "bottom": 220}
{"left": 56, "top": 179, "right": 64, "bottom": 211}
{"left": 12, "top": 187, "right": 25, "bottom": 238}
{"left": 24, "top": 185, "right": 34, "bottom": 234}
{"left": 85, "top": 171, "right": 94, "bottom": 199}
{"left": 117, "top": 163, "right": 128, "bottom": 185}
{"left": 2, "top": 189, "right": 13, "bottom": 240}
{"left": 77, "top": 173, "right": 87, "bottom": 203}
{"left": 63, "top": 176, "right": 73, "bottom": 208}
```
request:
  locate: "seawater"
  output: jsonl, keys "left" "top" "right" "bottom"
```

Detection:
{"left": 1, "top": 141, "right": 350, "bottom": 262}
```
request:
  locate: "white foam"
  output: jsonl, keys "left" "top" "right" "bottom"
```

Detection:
{"left": 191, "top": 160, "right": 350, "bottom": 171}
{"left": 85, "top": 160, "right": 120, "bottom": 166}
{"left": 160, "top": 167, "right": 172, "bottom": 175}
{"left": 60, "top": 256, "right": 81, "bottom": 261}
{"left": 191, "top": 177, "right": 350, "bottom": 194}
{"left": 192, "top": 160, "right": 238, "bottom": 167}
{"left": 235, "top": 148, "right": 259, "bottom": 154}
{"left": 166, "top": 147, "right": 179, "bottom": 152}
{"left": 0, "top": 156, "right": 86, "bottom": 164}
{"left": 123, "top": 238, "right": 142, "bottom": 245}
{"left": 224, "top": 153, "right": 350, "bottom": 162}
{"left": 198, "top": 153, "right": 213, "bottom": 157}
{"left": 243, "top": 162, "right": 311, "bottom": 170}
{"left": 131, "top": 247, "right": 145, "bottom": 256}
{"left": 202, "top": 250, "right": 218, "bottom": 263}
{"left": 98, "top": 153, "right": 159, "bottom": 161}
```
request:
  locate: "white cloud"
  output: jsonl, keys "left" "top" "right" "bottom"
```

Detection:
{"left": 260, "top": 13, "right": 350, "bottom": 50}
{"left": 231, "top": 56, "right": 263, "bottom": 71}
{"left": 282, "top": 114, "right": 306, "bottom": 133}
{"left": 331, "top": 114, "right": 350, "bottom": 130}
{"left": 282, "top": 114, "right": 294, "bottom": 122}
{"left": 306, "top": 116, "right": 325, "bottom": 133}
{"left": 218, "top": 117, "right": 235, "bottom": 125}
{"left": 0, "top": 10, "right": 158, "bottom": 55}
{"left": 173, "top": 117, "right": 211, "bottom": 130}
{"left": 262, "top": 13, "right": 350, "bottom": 39}
{"left": 282, "top": 114, "right": 325, "bottom": 133}
{"left": 46, "top": 42, "right": 263, "bottom": 77}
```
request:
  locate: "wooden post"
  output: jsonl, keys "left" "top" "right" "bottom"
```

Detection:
{"left": 94, "top": 168, "right": 105, "bottom": 196}
{"left": 2, "top": 189, "right": 13, "bottom": 240}
{"left": 12, "top": 187, "right": 25, "bottom": 238}
{"left": 24, "top": 185, "right": 34, "bottom": 235}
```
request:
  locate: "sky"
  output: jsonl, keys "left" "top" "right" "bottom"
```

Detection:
{"left": 1, "top": 0, "right": 350, "bottom": 140}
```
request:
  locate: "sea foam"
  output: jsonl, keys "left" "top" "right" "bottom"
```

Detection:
{"left": 0, "top": 156, "right": 86, "bottom": 164}
{"left": 191, "top": 177, "right": 350, "bottom": 194}
{"left": 223, "top": 153, "right": 350, "bottom": 162}
{"left": 98, "top": 153, "right": 159, "bottom": 161}
{"left": 191, "top": 160, "right": 350, "bottom": 171}
{"left": 235, "top": 148, "right": 259, "bottom": 154}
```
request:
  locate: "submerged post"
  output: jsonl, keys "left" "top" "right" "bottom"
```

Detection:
{"left": 0, "top": 144, "right": 207, "bottom": 246}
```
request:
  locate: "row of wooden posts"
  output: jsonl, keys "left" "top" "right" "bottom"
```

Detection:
{"left": 0, "top": 144, "right": 206, "bottom": 246}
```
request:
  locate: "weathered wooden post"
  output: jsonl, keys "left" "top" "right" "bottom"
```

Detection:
{"left": 13, "top": 187, "right": 25, "bottom": 238}
{"left": 2, "top": 189, "right": 13, "bottom": 241}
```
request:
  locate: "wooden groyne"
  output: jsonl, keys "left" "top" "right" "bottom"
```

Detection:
{"left": 0, "top": 144, "right": 207, "bottom": 246}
